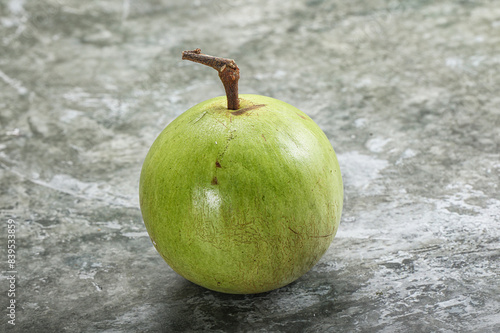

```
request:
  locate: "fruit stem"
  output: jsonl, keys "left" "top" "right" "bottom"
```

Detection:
{"left": 182, "top": 49, "right": 240, "bottom": 110}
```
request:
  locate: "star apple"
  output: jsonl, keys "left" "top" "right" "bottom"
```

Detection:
{"left": 139, "top": 49, "right": 343, "bottom": 294}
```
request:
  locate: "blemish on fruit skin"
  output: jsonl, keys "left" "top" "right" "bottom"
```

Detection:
{"left": 215, "top": 161, "right": 222, "bottom": 168}
{"left": 193, "top": 111, "right": 208, "bottom": 123}
{"left": 261, "top": 134, "right": 267, "bottom": 141}
{"left": 310, "top": 233, "right": 335, "bottom": 238}
{"left": 297, "top": 113, "right": 307, "bottom": 120}
{"left": 211, "top": 177, "right": 218, "bottom": 185}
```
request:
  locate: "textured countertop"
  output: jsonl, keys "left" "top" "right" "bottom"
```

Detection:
{"left": 1, "top": 1, "right": 499, "bottom": 332}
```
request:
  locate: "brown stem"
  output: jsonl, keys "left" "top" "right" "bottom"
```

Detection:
{"left": 182, "top": 49, "right": 240, "bottom": 110}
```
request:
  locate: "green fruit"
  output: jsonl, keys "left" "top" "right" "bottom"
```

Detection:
{"left": 139, "top": 93, "right": 343, "bottom": 294}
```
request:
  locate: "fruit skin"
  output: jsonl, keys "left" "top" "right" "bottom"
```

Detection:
{"left": 139, "top": 94, "right": 343, "bottom": 294}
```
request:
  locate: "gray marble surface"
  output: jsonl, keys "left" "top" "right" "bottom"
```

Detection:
{"left": 1, "top": 0, "right": 499, "bottom": 332}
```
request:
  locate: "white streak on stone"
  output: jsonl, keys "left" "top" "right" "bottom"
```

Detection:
{"left": 0, "top": 69, "right": 28, "bottom": 95}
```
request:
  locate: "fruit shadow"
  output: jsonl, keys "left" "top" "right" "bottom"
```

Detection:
{"left": 155, "top": 269, "right": 355, "bottom": 332}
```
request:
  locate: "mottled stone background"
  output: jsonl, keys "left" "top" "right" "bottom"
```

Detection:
{"left": 1, "top": 0, "right": 499, "bottom": 332}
